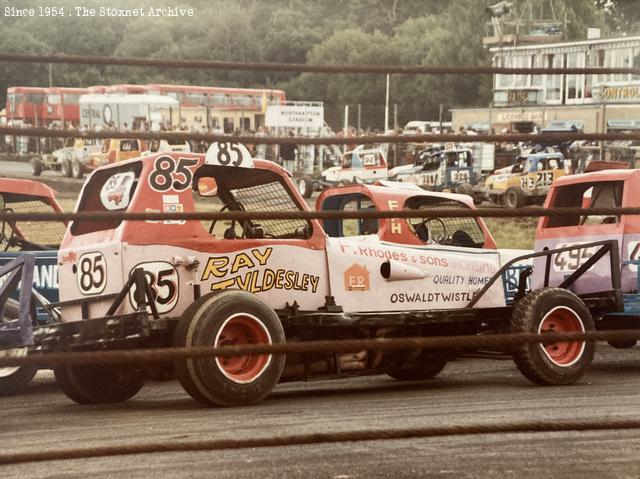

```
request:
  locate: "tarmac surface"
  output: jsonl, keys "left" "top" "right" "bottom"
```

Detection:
{"left": 2, "top": 346, "right": 640, "bottom": 478}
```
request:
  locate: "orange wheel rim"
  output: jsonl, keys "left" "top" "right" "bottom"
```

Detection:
{"left": 538, "top": 306, "right": 586, "bottom": 367}
{"left": 214, "top": 313, "right": 272, "bottom": 383}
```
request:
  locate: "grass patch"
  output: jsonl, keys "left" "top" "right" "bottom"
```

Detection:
{"left": 484, "top": 217, "right": 538, "bottom": 250}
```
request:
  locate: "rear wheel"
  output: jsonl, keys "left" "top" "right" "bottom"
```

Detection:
{"left": 0, "top": 299, "right": 38, "bottom": 395}
{"left": 504, "top": 187, "right": 525, "bottom": 208}
{"left": 54, "top": 363, "right": 145, "bottom": 404}
{"left": 388, "top": 352, "right": 447, "bottom": 381}
{"left": 173, "top": 290, "right": 286, "bottom": 407}
{"left": 455, "top": 182, "right": 474, "bottom": 198}
{"left": 71, "top": 159, "right": 84, "bottom": 179}
{"left": 60, "top": 159, "right": 72, "bottom": 177}
{"left": 30, "top": 157, "right": 43, "bottom": 177}
{"left": 607, "top": 338, "right": 637, "bottom": 349}
{"left": 297, "top": 176, "right": 314, "bottom": 198}
{"left": 511, "top": 288, "right": 594, "bottom": 386}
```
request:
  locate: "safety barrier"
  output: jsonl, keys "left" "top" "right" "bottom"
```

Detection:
{"left": 2, "top": 126, "right": 640, "bottom": 145}
{"left": 1, "top": 330, "right": 640, "bottom": 368}
{"left": 1, "top": 52, "right": 639, "bottom": 75}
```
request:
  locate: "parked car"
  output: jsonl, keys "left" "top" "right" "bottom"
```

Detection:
{"left": 0, "top": 178, "right": 66, "bottom": 394}
{"left": 483, "top": 152, "right": 567, "bottom": 208}
{"left": 297, "top": 146, "right": 388, "bottom": 198}
{"left": 32, "top": 143, "right": 558, "bottom": 407}
{"left": 389, "top": 147, "right": 478, "bottom": 199}
{"left": 76, "top": 138, "right": 145, "bottom": 178}
{"left": 30, "top": 138, "right": 101, "bottom": 178}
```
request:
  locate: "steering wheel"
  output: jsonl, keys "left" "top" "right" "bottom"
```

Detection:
{"left": 414, "top": 218, "right": 448, "bottom": 244}
{"left": 209, "top": 201, "right": 245, "bottom": 236}
{"left": 0, "top": 209, "right": 16, "bottom": 252}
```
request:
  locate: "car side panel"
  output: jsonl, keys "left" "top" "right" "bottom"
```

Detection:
{"left": 326, "top": 237, "right": 505, "bottom": 313}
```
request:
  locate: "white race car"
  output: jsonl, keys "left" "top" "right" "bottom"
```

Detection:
{"left": 38, "top": 142, "right": 606, "bottom": 408}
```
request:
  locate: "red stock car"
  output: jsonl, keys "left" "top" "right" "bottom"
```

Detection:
{"left": 43, "top": 143, "right": 614, "bottom": 407}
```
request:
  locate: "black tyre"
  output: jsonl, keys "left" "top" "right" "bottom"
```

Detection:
{"left": 71, "top": 159, "right": 84, "bottom": 179}
{"left": 0, "top": 299, "right": 38, "bottom": 395}
{"left": 54, "top": 363, "right": 145, "bottom": 404}
{"left": 455, "top": 182, "right": 474, "bottom": 198}
{"left": 173, "top": 290, "right": 286, "bottom": 407}
{"left": 607, "top": 338, "right": 637, "bottom": 349}
{"left": 60, "top": 159, "right": 72, "bottom": 178}
{"left": 30, "top": 157, "right": 43, "bottom": 177}
{"left": 388, "top": 352, "right": 447, "bottom": 381}
{"left": 504, "top": 186, "right": 525, "bottom": 209}
{"left": 297, "top": 176, "right": 314, "bottom": 198}
{"left": 511, "top": 288, "right": 594, "bottom": 386}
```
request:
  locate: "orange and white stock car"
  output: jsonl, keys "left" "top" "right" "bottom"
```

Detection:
{"left": 46, "top": 143, "right": 621, "bottom": 407}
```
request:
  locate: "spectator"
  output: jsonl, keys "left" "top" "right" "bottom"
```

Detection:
{"left": 255, "top": 126, "right": 267, "bottom": 159}
{"left": 279, "top": 130, "right": 297, "bottom": 167}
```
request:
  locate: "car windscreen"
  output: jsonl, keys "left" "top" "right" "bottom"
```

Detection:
{"left": 195, "top": 165, "right": 311, "bottom": 239}
{"left": 1, "top": 195, "right": 66, "bottom": 249}
{"left": 405, "top": 196, "right": 486, "bottom": 248}
{"left": 70, "top": 162, "right": 142, "bottom": 236}
{"left": 546, "top": 181, "right": 624, "bottom": 228}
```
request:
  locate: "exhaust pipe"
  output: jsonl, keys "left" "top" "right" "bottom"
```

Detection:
{"left": 380, "top": 260, "right": 427, "bottom": 281}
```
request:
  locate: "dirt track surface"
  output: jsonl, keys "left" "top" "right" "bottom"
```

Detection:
{"left": 0, "top": 158, "right": 83, "bottom": 199}
{"left": 2, "top": 346, "right": 640, "bottom": 478}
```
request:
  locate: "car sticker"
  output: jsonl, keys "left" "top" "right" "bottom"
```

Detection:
{"left": 128, "top": 261, "right": 179, "bottom": 314}
{"left": 100, "top": 171, "right": 135, "bottom": 210}
{"left": 76, "top": 252, "right": 107, "bottom": 295}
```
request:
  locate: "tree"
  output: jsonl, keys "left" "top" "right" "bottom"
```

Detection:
{"left": 596, "top": 0, "right": 640, "bottom": 35}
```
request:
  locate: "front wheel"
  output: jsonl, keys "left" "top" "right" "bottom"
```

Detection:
{"left": 54, "top": 363, "right": 145, "bottom": 404}
{"left": 30, "top": 157, "right": 43, "bottom": 177}
{"left": 173, "top": 290, "right": 286, "bottom": 407}
{"left": 504, "top": 187, "right": 525, "bottom": 209}
{"left": 0, "top": 299, "right": 37, "bottom": 395}
{"left": 511, "top": 288, "right": 594, "bottom": 386}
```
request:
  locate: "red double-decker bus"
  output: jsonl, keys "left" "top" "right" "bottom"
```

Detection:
{"left": 106, "top": 84, "right": 149, "bottom": 94}
{"left": 6, "top": 87, "right": 47, "bottom": 125}
{"left": 87, "top": 86, "right": 109, "bottom": 94}
{"left": 43, "top": 87, "right": 88, "bottom": 126}
{"left": 6, "top": 83, "right": 287, "bottom": 132}
{"left": 145, "top": 84, "right": 286, "bottom": 132}
{"left": 145, "top": 84, "right": 286, "bottom": 110}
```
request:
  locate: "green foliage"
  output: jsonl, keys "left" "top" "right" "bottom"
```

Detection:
{"left": 0, "top": 0, "right": 615, "bottom": 128}
{"left": 596, "top": 0, "right": 640, "bottom": 35}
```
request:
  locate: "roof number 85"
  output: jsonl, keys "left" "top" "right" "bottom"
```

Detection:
{"left": 216, "top": 142, "right": 243, "bottom": 166}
